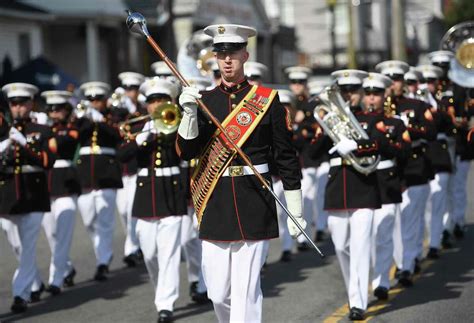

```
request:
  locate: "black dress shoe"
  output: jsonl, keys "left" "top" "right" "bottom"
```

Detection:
{"left": 373, "top": 286, "right": 389, "bottom": 300}
{"left": 94, "top": 264, "right": 109, "bottom": 281}
{"left": 11, "top": 296, "right": 28, "bottom": 313}
{"left": 189, "top": 282, "right": 210, "bottom": 304}
{"left": 314, "top": 230, "right": 326, "bottom": 242}
{"left": 427, "top": 247, "right": 440, "bottom": 259}
{"left": 64, "top": 268, "right": 76, "bottom": 287}
{"left": 158, "top": 310, "right": 173, "bottom": 323}
{"left": 280, "top": 250, "right": 292, "bottom": 262}
{"left": 297, "top": 242, "right": 310, "bottom": 252}
{"left": 348, "top": 307, "right": 365, "bottom": 321}
{"left": 30, "top": 283, "right": 45, "bottom": 303}
{"left": 453, "top": 224, "right": 464, "bottom": 239}
{"left": 442, "top": 230, "right": 453, "bottom": 249}
{"left": 123, "top": 254, "right": 138, "bottom": 267}
{"left": 398, "top": 270, "right": 413, "bottom": 287}
{"left": 46, "top": 285, "right": 61, "bottom": 296}
{"left": 414, "top": 258, "right": 421, "bottom": 274}
{"left": 135, "top": 249, "right": 144, "bottom": 261}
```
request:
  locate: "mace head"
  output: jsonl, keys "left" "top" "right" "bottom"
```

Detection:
{"left": 126, "top": 10, "right": 150, "bottom": 37}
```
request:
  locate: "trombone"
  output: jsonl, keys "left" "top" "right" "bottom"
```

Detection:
{"left": 119, "top": 101, "right": 182, "bottom": 137}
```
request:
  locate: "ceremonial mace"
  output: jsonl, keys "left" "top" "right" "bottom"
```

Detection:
{"left": 126, "top": 11, "right": 324, "bottom": 258}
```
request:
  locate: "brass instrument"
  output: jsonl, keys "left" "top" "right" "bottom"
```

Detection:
{"left": 313, "top": 85, "right": 380, "bottom": 175}
{"left": 119, "top": 101, "right": 182, "bottom": 136}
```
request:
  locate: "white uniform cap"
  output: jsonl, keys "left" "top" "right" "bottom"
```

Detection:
{"left": 427, "top": 50, "right": 454, "bottom": 64}
{"left": 375, "top": 60, "right": 410, "bottom": 76}
{"left": 416, "top": 64, "right": 443, "bottom": 79}
{"left": 151, "top": 61, "right": 173, "bottom": 76}
{"left": 2, "top": 82, "right": 38, "bottom": 99}
{"left": 41, "top": 90, "right": 73, "bottom": 105}
{"left": 186, "top": 76, "right": 213, "bottom": 90}
{"left": 118, "top": 72, "right": 145, "bottom": 87}
{"left": 204, "top": 24, "right": 257, "bottom": 52}
{"left": 362, "top": 73, "right": 393, "bottom": 90}
{"left": 285, "top": 66, "right": 312, "bottom": 80}
{"left": 331, "top": 69, "right": 368, "bottom": 85}
{"left": 404, "top": 67, "right": 423, "bottom": 82}
{"left": 139, "top": 77, "right": 178, "bottom": 100}
{"left": 278, "top": 89, "right": 295, "bottom": 106}
{"left": 244, "top": 62, "right": 268, "bottom": 78}
{"left": 308, "top": 80, "right": 328, "bottom": 96}
{"left": 80, "top": 81, "right": 111, "bottom": 98}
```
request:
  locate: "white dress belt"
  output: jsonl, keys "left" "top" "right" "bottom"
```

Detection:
{"left": 79, "top": 146, "right": 116, "bottom": 156}
{"left": 329, "top": 157, "right": 350, "bottom": 167}
{"left": 5, "top": 165, "right": 43, "bottom": 174}
{"left": 53, "top": 159, "right": 73, "bottom": 168}
{"left": 376, "top": 159, "right": 396, "bottom": 170}
{"left": 222, "top": 163, "right": 269, "bottom": 177}
{"left": 137, "top": 166, "right": 180, "bottom": 177}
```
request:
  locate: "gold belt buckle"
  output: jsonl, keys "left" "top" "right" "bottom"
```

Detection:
{"left": 92, "top": 145, "right": 101, "bottom": 154}
{"left": 228, "top": 166, "right": 244, "bottom": 177}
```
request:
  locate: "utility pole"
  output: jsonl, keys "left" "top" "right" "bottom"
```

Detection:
{"left": 327, "top": 0, "right": 337, "bottom": 69}
{"left": 347, "top": 1, "right": 357, "bottom": 68}
{"left": 391, "top": 0, "right": 406, "bottom": 60}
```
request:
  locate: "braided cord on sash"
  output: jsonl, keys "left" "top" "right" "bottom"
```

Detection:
{"left": 191, "top": 85, "right": 277, "bottom": 225}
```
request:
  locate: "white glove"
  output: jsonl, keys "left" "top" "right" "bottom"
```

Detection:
{"left": 142, "top": 120, "right": 158, "bottom": 134}
{"left": 135, "top": 132, "right": 151, "bottom": 146}
{"left": 400, "top": 113, "right": 409, "bottom": 127}
{"left": 179, "top": 86, "right": 201, "bottom": 116}
{"left": 0, "top": 138, "right": 11, "bottom": 153}
{"left": 329, "top": 136, "right": 357, "bottom": 155}
{"left": 284, "top": 189, "right": 306, "bottom": 239}
{"left": 30, "top": 111, "right": 49, "bottom": 125}
{"left": 90, "top": 108, "right": 104, "bottom": 122}
{"left": 9, "top": 127, "right": 27, "bottom": 147}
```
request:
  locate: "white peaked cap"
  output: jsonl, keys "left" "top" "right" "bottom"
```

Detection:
{"left": 118, "top": 72, "right": 145, "bottom": 87}
{"left": 362, "top": 73, "right": 393, "bottom": 89}
{"left": 331, "top": 69, "right": 368, "bottom": 85}
{"left": 186, "top": 76, "right": 213, "bottom": 90}
{"left": 375, "top": 60, "right": 410, "bottom": 76}
{"left": 244, "top": 61, "right": 268, "bottom": 78}
{"left": 285, "top": 66, "right": 312, "bottom": 80}
{"left": 41, "top": 90, "right": 73, "bottom": 105}
{"left": 80, "top": 81, "right": 111, "bottom": 98}
{"left": 427, "top": 50, "right": 454, "bottom": 64}
{"left": 204, "top": 24, "right": 257, "bottom": 45}
{"left": 404, "top": 67, "right": 423, "bottom": 82}
{"left": 278, "top": 89, "right": 296, "bottom": 106}
{"left": 139, "top": 77, "right": 178, "bottom": 99}
{"left": 151, "top": 61, "right": 173, "bottom": 76}
{"left": 416, "top": 64, "right": 443, "bottom": 79}
{"left": 2, "top": 82, "right": 38, "bottom": 99}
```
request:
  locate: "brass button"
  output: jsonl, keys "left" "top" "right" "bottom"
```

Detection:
{"left": 442, "top": 144, "right": 447, "bottom": 149}
{"left": 173, "top": 180, "right": 178, "bottom": 185}
{"left": 109, "top": 159, "right": 114, "bottom": 164}
{"left": 139, "top": 182, "right": 143, "bottom": 187}
{"left": 93, "top": 131, "right": 98, "bottom": 136}
{"left": 389, "top": 172, "right": 394, "bottom": 176}
{"left": 77, "top": 159, "right": 82, "bottom": 164}
{"left": 36, "top": 178, "right": 40, "bottom": 183}
{"left": 422, "top": 148, "right": 426, "bottom": 152}
{"left": 15, "top": 159, "right": 20, "bottom": 163}
{"left": 413, "top": 154, "right": 418, "bottom": 159}
{"left": 156, "top": 152, "right": 161, "bottom": 158}
{"left": 155, "top": 160, "right": 162, "bottom": 166}
{"left": 230, "top": 94, "right": 236, "bottom": 99}
{"left": 386, "top": 134, "right": 390, "bottom": 138}
{"left": 231, "top": 104, "right": 237, "bottom": 109}
{"left": 143, "top": 141, "right": 147, "bottom": 146}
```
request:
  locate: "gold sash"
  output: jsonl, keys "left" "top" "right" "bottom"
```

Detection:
{"left": 190, "top": 85, "right": 277, "bottom": 225}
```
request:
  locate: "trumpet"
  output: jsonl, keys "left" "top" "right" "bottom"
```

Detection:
{"left": 119, "top": 101, "right": 182, "bottom": 136}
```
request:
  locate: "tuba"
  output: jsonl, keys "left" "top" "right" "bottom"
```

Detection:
{"left": 119, "top": 101, "right": 182, "bottom": 136}
{"left": 313, "top": 85, "right": 380, "bottom": 175}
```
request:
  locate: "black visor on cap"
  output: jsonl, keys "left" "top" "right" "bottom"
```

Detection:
{"left": 405, "top": 79, "right": 417, "bottom": 85}
{"left": 387, "top": 73, "right": 404, "bottom": 81}
{"left": 87, "top": 95, "right": 105, "bottom": 101}
{"left": 364, "top": 87, "right": 385, "bottom": 95}
{"left": 213, "top": 42, "right": 247, "bottom": 53}
{"left": 123, "top": 85, "right": 140, "bottom": 91}
{"left": 339, "top": 84, "right": 361, "bottom": 92}
{"left": 146, "top": 93, "right": 171, "bottom": 103}
{"left": 290, "top": 79, "right": 307, "bottom": 84}
{"left": 8, "top": 96, "right": 30, "bottom": 104}
{"left": 47, "top": 103, "right": 71, "bottom": 112}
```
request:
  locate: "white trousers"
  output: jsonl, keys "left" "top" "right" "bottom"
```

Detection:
{"left": 445, "top": 158, "right": 470, "bottom": 230}
{"left": 315, "top": 162, "right": 329, "bottom": 231}
{"left": 427, "top": 172, "right": 450, "bottom": 248}
{"left": 299, "top": 168, "right": 317, "bottom": 243}
{"left": 328, "top": 209, "right": 373, "bottom": 310}
{"left": 371, "top": 204, "right": 397, "bottom": 289}
{"left": 116, "top": 174, "right": 140, "bottom": 256}
{"left": 202, "top": 240, "right": 269, "bottom": 323}
{"left": 400, "top": 184, "right": 430, "bottom": 272}
{"left": 42, "top": 196, "right": 77, "bottom": 287}
{"left": 273, "top": 178, "right": 293, "bottom": 252}
{"left": 136, "top": 216, "right": 182, "bottom": 312}
{"left": 78, "top": 189, "right": 116, "bottom": 266}
{"left": 1, "top": 213, "right": 43, "bottom": 300}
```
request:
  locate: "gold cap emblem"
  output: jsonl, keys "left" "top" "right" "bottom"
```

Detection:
{"left": 343, "top": 72, "right": 349, "bottom": 77}
{"left": 217, "top": 26, "right": 226, "bottom": 34}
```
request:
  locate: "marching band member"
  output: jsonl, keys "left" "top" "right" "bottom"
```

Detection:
{"left": 321, "top": 70, "right": 382, "bottom": 320}
{"left": 0, "top": 83, "right": 57, "bottom": 312}
{"left": 41, "top": 90, "right": 81, "bottom": 294}
{"left": 76, "top": 81, "right": 123, "bottom": 281}
{"left": 115, "top": 72, "right": 145, "bottom": 267}
{"left": 244, "top": 61, "right": 268, "bottom": 86}
{"left": 176, "top": 24, "right": 303, "bottom": 323}
{"left": 361, "top": 74, "right": 410, "bottom": 300}
{"left": 118, "top": 77, "right": 186, "bottom": 322}
{"left": 285, "top": 65, "right": 316, "bottom": 251}
{"left": 376, "top": 60, "right": 436, "bottom": 287}
{"left": 416, "top": 64, "right": 456, "bottom": 258}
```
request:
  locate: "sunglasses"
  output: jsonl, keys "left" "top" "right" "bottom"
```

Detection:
{"left": 290, "top": 79, "right": 307, "bottom": 85}
{"left": 339, "top": 85, "right": 361, "bottom": 93}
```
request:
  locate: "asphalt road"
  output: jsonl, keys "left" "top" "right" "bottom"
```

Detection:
{"left": 1, "top": 166, "right": 473, "bottom": 323}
